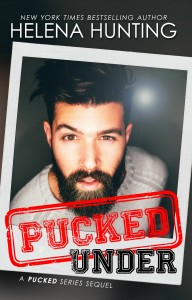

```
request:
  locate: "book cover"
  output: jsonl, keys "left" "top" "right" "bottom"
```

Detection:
{"left": 0, "top": 1, "right": 192, "bottom": 299}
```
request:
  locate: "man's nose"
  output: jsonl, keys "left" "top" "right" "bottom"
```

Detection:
{"left": 80, "top": 141, "right": 100, "bottom": 171}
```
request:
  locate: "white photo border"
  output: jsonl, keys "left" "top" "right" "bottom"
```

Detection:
{"left": 0, "top": 42, "right": 192, "bottom": 284}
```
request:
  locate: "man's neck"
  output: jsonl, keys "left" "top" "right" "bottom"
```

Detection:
{"left": 48, "top": 169, "right": 62, "bottom": 202}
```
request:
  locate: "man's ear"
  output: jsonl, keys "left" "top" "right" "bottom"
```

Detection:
{"left": 43, "top": 121, "right": 52, "bottom": 147}
{"left": 125, "top": 123, "right": 133, "bottom": 144}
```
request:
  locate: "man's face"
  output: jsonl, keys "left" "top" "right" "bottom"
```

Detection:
{"left": 44, "top": 102, "right": 132, "bottom": 216}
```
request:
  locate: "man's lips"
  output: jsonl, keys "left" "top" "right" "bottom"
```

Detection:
{"left": 76, "top": 177, "right": 102, "bottom": 191}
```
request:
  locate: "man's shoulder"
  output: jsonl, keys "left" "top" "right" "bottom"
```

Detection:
{"left": 128, "top": 146, "right": 167, "bottom": 179}
{"left": 10, "top": 165, "right": 52, "bottom": 209}
{"left": 121, "top": 146, "right": 168, "bottom": 193}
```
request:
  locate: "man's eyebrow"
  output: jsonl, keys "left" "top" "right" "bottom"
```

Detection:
{"left": 56, "top": 124, "right": 123, "bottom": 136}
{"left": 56, "top": 124, "right": 82, "bottom": 133}
{"left": 98, "top": 128, "right": 123, "bottom": 136}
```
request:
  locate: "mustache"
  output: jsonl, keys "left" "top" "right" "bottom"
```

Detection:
{"left": 66, "top": 169, "right": 113, "bottom": 185}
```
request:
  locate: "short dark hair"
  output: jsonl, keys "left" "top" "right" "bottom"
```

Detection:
{"left": 30, "top": 59, "right": 134, "bottom": 124}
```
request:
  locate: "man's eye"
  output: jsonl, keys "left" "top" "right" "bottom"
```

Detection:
{"left": 62, "top": 134, "right": 77, "bottom": 141}
{"left": 100, "top": 135, "right": 116, "bottom": 141}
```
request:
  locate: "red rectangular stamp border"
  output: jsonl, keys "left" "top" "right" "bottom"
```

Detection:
{"left": 5, "top": 190, "right": 182, "bottom": 267}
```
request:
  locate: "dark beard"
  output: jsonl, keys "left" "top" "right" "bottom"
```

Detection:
{"left": 52, "top": 154, "right": 126, "bottom": 218}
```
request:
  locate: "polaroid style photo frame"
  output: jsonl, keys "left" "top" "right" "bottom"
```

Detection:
{"left": 0, "top": 42, "right": 192, "bottom": 284}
